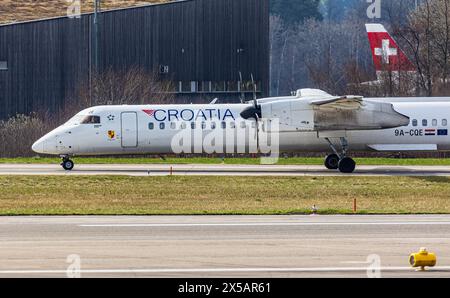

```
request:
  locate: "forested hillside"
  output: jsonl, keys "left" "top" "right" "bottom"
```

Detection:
{"left": 270, "top": 0, "right": 450, "bottom": 97}
{"left": 270, "top": 0, "right": 322, "bottom": 24}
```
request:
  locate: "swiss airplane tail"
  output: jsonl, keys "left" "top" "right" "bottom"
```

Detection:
{"left": 365, "top": 24, "right": 416, "bottom": 73}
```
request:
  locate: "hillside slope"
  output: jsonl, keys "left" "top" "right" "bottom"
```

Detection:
{"left": 0, "top": 0, "right": 170, "bottom": 24}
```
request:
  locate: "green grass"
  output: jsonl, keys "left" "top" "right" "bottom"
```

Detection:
{"left": 0, "top": 175, "right": 449, "bottom": 215}
{"left": 2, "top": 156, "right": 450, "bottom": 166}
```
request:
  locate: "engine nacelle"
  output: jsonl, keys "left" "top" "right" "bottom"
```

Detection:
{"left": 260, "top": 99, "right": 314, "bottom": 132}
{"left": 313, "top": 100, "right": 410, "bottom": 131}
{"left": 260, "top": 98, "right": 409, "bottom": 132}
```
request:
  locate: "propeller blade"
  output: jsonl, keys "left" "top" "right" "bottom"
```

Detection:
{"left": 255, "top": 114, "right": 260, "bottom": 153}
{"left": 239, "top": 72, "right": 244, "bottom": 104}
{"left": 251, "top": 74, "right": 257, "bottom": 108}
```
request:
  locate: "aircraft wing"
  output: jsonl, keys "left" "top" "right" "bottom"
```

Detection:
{"left": 252, "top": 88, "right": 410, "bottom": 132}
{"left": 310, "top": 96, "right": 364, "bottom": 110}
{"left": 305, "top": 94, "right": 409, "bottom": 131}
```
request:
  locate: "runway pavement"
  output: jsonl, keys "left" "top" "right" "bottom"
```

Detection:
{"left": 0, "top": 215, "right": 449, "bottom": 278}
{"left": 2, "top": 163, "right": 450, "bottom": 176}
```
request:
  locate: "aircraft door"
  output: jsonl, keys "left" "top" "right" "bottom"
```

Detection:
{"left": 121, "top": 112, "right": 138, "bottom": 148}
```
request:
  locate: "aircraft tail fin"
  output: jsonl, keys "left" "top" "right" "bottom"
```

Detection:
{"left": 365, "top": 24, "right": 415, "bottom": 73}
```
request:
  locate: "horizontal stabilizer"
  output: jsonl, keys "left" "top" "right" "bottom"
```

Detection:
{"left": 368, "top": 144, "right": 437, "bottom": 151}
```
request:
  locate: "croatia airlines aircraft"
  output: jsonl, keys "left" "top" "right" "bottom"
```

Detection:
{"left": 32, "top": 88, "right": 450, "bottom": 173}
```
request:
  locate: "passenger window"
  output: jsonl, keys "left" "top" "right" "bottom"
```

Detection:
{"left": 211, "top": 122, "right": 216, "bottom": 129}
{"left": 443, "top": 119, "right": 448, "bottom": 126}
{"left": 81, "top": 115, "right": 101, "bottom": 124}
{"left": 412, "top": 119, "right": 418, "bottom": 127}
{"left": 230, "top": 122, "right": 236, "bottom": 129}
{"left": 221, "top": 122, "right": 226, "bottom": 129}
{"left": 201, "top": 122, "right": 207, "bottom": 129}
{"left": 159, "top": 122, "right": 165, "bottom": 130}
{"left": 170, "top": 122, "right": 176, "bottom": 130}
{"left": 432, "top": 119, "right": 438, "bottom": 126}
{"left": 191, "top": 122, "right": 196, "bottom": 129}
{"left": 148, "top": 123, "right": 154, "bottom": 130}
{"left": 422, "top": 119, "right": 428, "bottom": 127}
{"left": 181, "top": 122, "right": 187, "bottom": 129}
{"left": 240, "top": 122, "right": 246, "bottom": 129}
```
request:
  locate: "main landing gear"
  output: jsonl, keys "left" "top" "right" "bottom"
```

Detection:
{"left": 324, "top": 154, "right": 339, "bottom": 170}
{"left": 61, "top": 156, "right": 74, "bottom": 171}
{"left": 324, "top": 138, "right": 356, "bottom": 174}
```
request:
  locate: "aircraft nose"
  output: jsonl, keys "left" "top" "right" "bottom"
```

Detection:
{"left": 32, "top": 139, "right": 45, "bottom": 154}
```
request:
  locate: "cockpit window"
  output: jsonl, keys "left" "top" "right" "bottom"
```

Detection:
{"left": 65, "top": 115, "right": 84, "bottom": 125}
{"left": 80, "top": 115, "right": 101, "bottom": 124}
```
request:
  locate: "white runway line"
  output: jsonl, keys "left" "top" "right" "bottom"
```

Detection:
{"left": 0, "top": 266, "right": 450, "bottom": 274}
{"left": 79, "top": 221, "right": 450, "bottom": 227}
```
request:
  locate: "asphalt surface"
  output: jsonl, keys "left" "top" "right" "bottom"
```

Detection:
{"left": 1, "top": 163, "right": 450, "bottom": 176}
{"left": 0, "top": 215, "right": 449, "bottom": 278}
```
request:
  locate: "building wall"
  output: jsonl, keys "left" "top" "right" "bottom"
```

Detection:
{"left": 0, "top": 0, "right": 269, "bottom": 119}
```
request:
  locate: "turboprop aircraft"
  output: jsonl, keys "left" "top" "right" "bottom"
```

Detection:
{"left": 32, "top": 88, "right": 450, "bottom": 173}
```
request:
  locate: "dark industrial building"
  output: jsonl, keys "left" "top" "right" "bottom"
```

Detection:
{"left": 0, "top": 0, "right": 269, "bottom": 119}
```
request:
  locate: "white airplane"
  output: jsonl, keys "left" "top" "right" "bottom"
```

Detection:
{"left": 32, "top": 88, "right": 450, "bottom": 173}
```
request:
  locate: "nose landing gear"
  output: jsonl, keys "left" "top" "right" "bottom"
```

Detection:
{"left": 61, "top": 156, "right": 74, "bottom": 171}
{"left": 324, "top": 137, "right": 356, "bottom": 173}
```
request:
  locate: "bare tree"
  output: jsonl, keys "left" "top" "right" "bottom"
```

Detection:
{"left": 269, "top": 0, "right": 450, "bottom": 98}
{"left": 0, "top": 114, "right": 52, "bottom": 157}
{"left": 294, "top": 17, "right": 373, "bottom": 95}
{"left": 394, "top": 0, "right": 450, "bottom": 96}
{"left": 62, "top": 66, "right": 175, "bottom": 122}
{"left": 270, "top": 15, "right": 292, "bottom": 96}
{"left": 0, "top": 66, "right": 176, "bottom": 157}
{"left": 89, "top": 66, "right": 175, "bottom": 105}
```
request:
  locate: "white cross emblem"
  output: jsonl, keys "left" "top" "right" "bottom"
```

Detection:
{"left": 374, "top": 39, "right": 397, "bottom": 64}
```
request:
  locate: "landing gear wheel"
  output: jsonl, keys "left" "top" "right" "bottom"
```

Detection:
{"left": 324, "top": 137, "right": 357, "bottom": 174}
{"left": 338, "top": 157, "right": 356, "bottom": 173}
{"left": 324, "top": 154, "right": 339, "bottom": 170}
{"left": 61, "top": 159, "right": 74, "bottom": 171}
